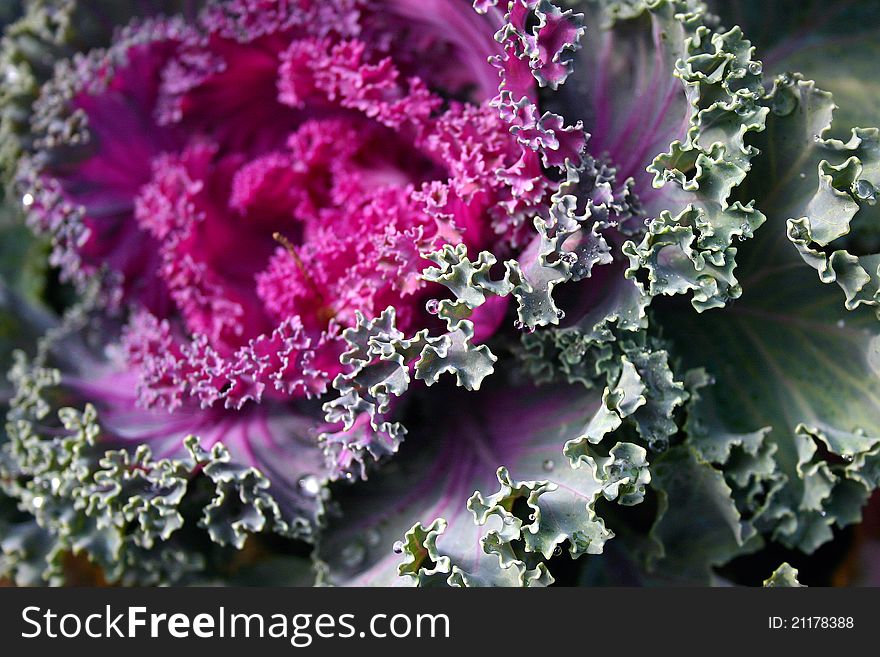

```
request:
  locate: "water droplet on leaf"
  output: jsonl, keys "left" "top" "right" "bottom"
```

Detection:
{"left": 392, "top": 541, "right": 404, "bottom": 554}
{"left": 425, "top": 299, "right": 440, "bottom": 315}
{"left": 341, "top": 541, "right": 366, "bottom": 566}
{"left": 771, "top": 91, "right": 797, "bottom": 116}
{"left": 365, "top": 528, "right": 381, "bottom": 546}
{"left": 854, "top": 179, "right": 877, "bottom": 205}
{"left": 542, "top": 459, "right": 555, "bottom": 472}
{"left": 297, "top": 475, "right": 321, "bottom": 497}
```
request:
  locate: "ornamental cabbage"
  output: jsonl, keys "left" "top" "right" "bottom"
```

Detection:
{"left": 0, "top": 0, "right": 878, "bottom": 587}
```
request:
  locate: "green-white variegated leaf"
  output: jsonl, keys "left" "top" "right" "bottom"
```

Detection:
{"left": 317, "top": 379, "right": 657, "bottom": 586}
{"left": 595, "top": 1, "right": 771, "bottom": 310}
{"left": 616, "top": 0, "right": 880, "bottom": 557}
{"left": 682, "top": 368, "right": 780, "bottom": 531}
{"left": 632, "top": 5, "right": 880, "bottom": 314}
{"left": 320, "top": 303, "right": 501, "bottom": 482}
{"left": 713, "top": 0, "right": 880, "bottom": 138}
{"left": 0, "top": 352, "right": 320, "bottom": 585}
{"left": 517, "top": 250, "right": 685, "bottom": 451}
{"left": 318, "top": 293, "right": 690, "bottom": 588}
{"left": 646, "top": 445, "right": 761, "bottom": 584}
{"left": 655, "top": 205, "right": 880, "bottom": 552}
{"left": 517, "top": 257, "right": 648, "bottom": 387}
{"left": 763, "top": 561, "right": 805, "bottom": 587}
{"left": 741, "top": 76, "right": 880, "bottom": 312}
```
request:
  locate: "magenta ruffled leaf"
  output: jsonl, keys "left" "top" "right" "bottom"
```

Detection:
{"left": 21, "top": 1, "right": 549, "bottom": 423}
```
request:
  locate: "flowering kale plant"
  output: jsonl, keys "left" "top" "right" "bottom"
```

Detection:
{"left": 0, "top": 0, "right": 878, "bottom": 587}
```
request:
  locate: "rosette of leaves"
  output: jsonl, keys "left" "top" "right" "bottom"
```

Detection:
{"left": 2, "top": 0, "right": 880, "bottom": 587}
